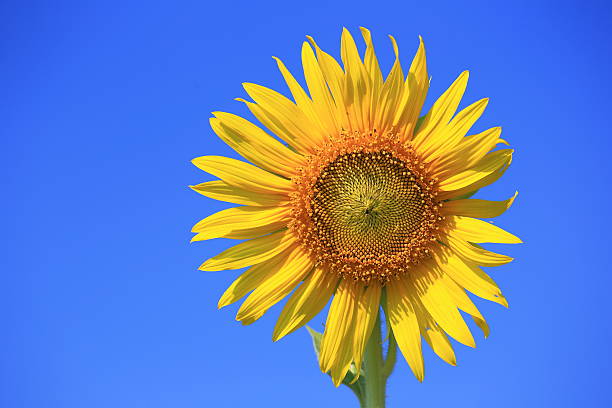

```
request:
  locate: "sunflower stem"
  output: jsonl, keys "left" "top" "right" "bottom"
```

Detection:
{"left": 362, "top": 314, "right": 386, "bottom": 408}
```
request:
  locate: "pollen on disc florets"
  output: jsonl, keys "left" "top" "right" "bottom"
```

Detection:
{"left": 289, "top": 130, "right": 445, "bottom": 285}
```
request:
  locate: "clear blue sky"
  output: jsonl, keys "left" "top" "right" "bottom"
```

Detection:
{"left": 3, "top": 1, "right": 611, "bottom": 407}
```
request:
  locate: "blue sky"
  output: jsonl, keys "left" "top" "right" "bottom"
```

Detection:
{"left": 3, "top": 1, "right": 612, "bottom": 407}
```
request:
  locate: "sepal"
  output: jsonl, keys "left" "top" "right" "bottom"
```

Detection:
{"left": 306, "top": 326, "right": 364, "bottom": 401}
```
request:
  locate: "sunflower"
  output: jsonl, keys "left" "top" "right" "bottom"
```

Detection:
{"left": 191, "top": 27, "right": 520, "bottom": 386}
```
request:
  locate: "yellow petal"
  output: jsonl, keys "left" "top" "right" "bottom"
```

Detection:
{"left": 360, "top": 27, "right": 383, "bottom": 130}
{"left": 409, "top": 299, "right": 457, "bottom": 365}
{"left": 412, "top": 71, "right": 469, "bottom": 150}
{"left": 319, "top": 279, "right": 358, "bottom": 384}
{"left": 438, "top": 149, "right": 513, "bottom": 192}
{"left": 440, "top": 153, "right": 512, "bottom": 201}
{"left": 327, "top": 285, "right": 361, "bottom": 387}
{"left": 189, "top": 180, "right": 287, "bottom": 207}
{"left": 199, "top": 230, "right": 294, "bottom": 271}
{"left": 419, "top": 98, "right": 489, "bottom": 162}
{"left": 273, "top": 56, "right": 327, "bottom": 143}
{"left": 454, "top": 127, "right": 505, "bottom": 167}
{"left": 398, "top": 36, "right": 428, "bottom": 141}
{"left": 422, "top": 324, "right": 456, "bottom": 366}
{"left": 192, "top": 156, "right": 292, "bottom": 195}
{"left": 449, "top": 216, "right": 522, "bottom": 244}
{"left": 434, "top": 246, "right": 509, "bottom": 307}
{"left": 191, "top": 206, "right": 290, "bottom": 241}
{"left": 351, "top": 283, "right": 382, "bottom": 375}
{"left": 217, "top": 249, "right": 292, "bottom": 308}
{"left": 272, "top": 266, "right": 338, "bottom": 341}
{"left": 432, "top": 126, "right": 503, "bottom": 178}
{"left": 236, "top": 246, "right": 314, "bottom": 323}
{"left": 441, "top": 192, "right": 518, "bottom": 218}
{"left": 375, "top": 35, "right": 405, "bottom": 133}
{"left": 413, "top": 270, "right": 476, "bottom": 348}
{"left": 386, "top": 278, "right": 424, "bottom": 381}
{"left": 359, "top": 27, "right": 383, "bottom": 91}
{"left": 236, "top": 97, "right": 315, "bottom": 154}
{"left": 440, "top": 274, "right": 490, "bottom": 338}
{"left": 210, "top": 112, "right": 305, "bottom": 178}
{"left": 241, "top": 83, "right": 319, "bottom": 153}
{"left": 301, "top": 42, "right": 338, "bottom": 133}
{"left": 306, "top": 35, "right": 350, "bottom": 130}
{"left": 445, "top": 232, "right": 514, "bottom": 267}
{"left": 340, "top": 27, "right": 369, "bottom": 131}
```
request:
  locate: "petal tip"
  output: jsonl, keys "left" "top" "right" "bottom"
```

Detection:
{"left": 498, "top": 296, "right": 509, "bottom": 308}
{"left": 271, "top": 326, "right": 287, "bottom": 342}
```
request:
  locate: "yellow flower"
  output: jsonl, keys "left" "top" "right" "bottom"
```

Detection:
{"left": 191, "top": 27, "right": 520, "bottom": 386}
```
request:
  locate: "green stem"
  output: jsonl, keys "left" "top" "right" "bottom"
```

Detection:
{"left": 362, "top": 315, "right": 385, "bottom": 408}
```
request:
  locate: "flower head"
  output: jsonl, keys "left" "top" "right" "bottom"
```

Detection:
{"left": 191, "top": 27, "right": 520, "bottom": 385}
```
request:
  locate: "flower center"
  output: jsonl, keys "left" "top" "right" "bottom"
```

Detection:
{"left": 290, "top": 133, "right": 443, "bottom": 284}
{"left": 312, "top": 151, "right": 428, "bottom": 260}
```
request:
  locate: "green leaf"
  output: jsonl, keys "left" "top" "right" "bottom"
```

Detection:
{"left": 305, "top": 326, "right": 363, "bottom": 401}
{"left": 306, "top": 326, "right": 323, "bottom": 360}
{"left": 383, "top": 332, "right": 398, "bottom": 380}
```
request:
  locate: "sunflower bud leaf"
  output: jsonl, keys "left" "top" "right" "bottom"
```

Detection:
{"left": 306, "top": 326, "right": 323, "bottom": 360}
